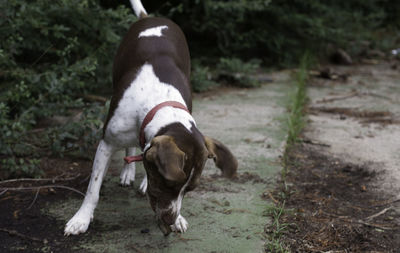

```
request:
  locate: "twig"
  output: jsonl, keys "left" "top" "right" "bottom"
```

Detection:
{"left": 300, "top": 138, "right": 331, "bottom": 147}
{"left": 27, "top": 189, "right": 40, "bottom": 210}
{"left": 373, "top": 197, "right": 400, "bottom": 207}
{"left": 0, "top": 185, "right": 85, "bottom": 197}
{"left": 176, "top": 233, "right": 201, "bottom": 242}
{"left": 322, "top": 211, "right": 395, "bottom": 230}
{"left": 0, "top": 174, "right": 81, "bottom": 185}
{"left": 82, "top": 94, "right": 108, "bottom": 103}
{"left": 316, "top": 92, "right": 358, "bottom": 104}
{"left": 365, "top": 207, "right": 392, "bottom": 221}
{"left": 0, "top": 189, "right": 7, "bottom": 196}
{"left": 354, "top": 220, "right": 395, "bottom": 231}
{"left": 266, "top": 191, "right": 279, "bottom": 204}
{"left": 0, "top": 228, "right": 43, "bottom": 242}
{"left": 30, "top": 44, "right": 53, "bottom": 67}
{"left": 128, "top": 244, "right": 146, "bottom": 253}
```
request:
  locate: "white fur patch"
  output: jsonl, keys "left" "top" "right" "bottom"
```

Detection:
{"left": 138, "top": 25, "right": 168, "bottom": 38}
{"left": 170, "top": 168, "right": 195, "bottom": 216}
{"left": 104, "top": 63, "right": 195, "bottom": 149}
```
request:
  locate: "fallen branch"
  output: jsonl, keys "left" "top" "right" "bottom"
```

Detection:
{"left": 0, "top": 174, "right": 81, "bottom": 185}
{"left": 265, "top": 191, "right": 279, "bottom": 204}
{"left": 300, "top": 138, "right": 331, "bottom": 147}
{"left": 82, "top": 94, "right": 108, "bottom": 103}
{"left": 27, "top": 189, "right": 40, "bottom": 210}
{"left": 0, "top": 228, "right": 43, "bottom": 243}
{"left": 128, "top": 245, "right": 146, "bottom": 253}
{"left": 354, "top": 220, "right": 395, "bottom": 231}
{"left": 316, "top": 92, "right": 358, "bottom": 104}
{"left": 0, "top": 185, "right": 85, "bottom": 197}
{"left": 365, "top": 207, "right": 392, "bottom": 221}
{"left": 0, "top": 189, "right": 7, "bottom": 196}
{"left": 373, "top": 197, "right": 400, "bottom": 207}
{"left": 322, "top": 211, "right": 395, "bottom": 230}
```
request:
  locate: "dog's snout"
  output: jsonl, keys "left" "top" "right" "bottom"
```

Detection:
{"left": 161, "top": 212, "right": 176, "bottom": 225}
{"left": 157, "top": 218, "right": 172, "bottom": 236}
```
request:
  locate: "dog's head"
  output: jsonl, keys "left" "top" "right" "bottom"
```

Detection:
{"left": 142, "top": 125, "right": 237, "bottom": 235}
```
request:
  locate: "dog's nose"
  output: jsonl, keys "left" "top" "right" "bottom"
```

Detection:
{"left": 157, "top": 219, "right": 172, "bottom": 236}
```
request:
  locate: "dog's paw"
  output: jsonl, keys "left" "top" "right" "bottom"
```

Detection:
{"left": 120, "top": 165, "right": 135, "bottom": 186}
{"left": 139, "top": 176, "right": 147, "bottom": 194}
{"left": 64, "top": 211, "right": 93, "bottom": 236}
{"left": 171, "top": 215, "right": 188, "bottom": 233}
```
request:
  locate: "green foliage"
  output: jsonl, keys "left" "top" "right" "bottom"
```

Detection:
{"left": 157, "top": 0, "right": 394, "bottom": 66}
{"left": 286, "top": 54, "right": 310, "bottom": 146}
{"left": 0, "top": 0, "right": 135, "bottom": 178}
{"left": 216, "top": 58, "right": 261, "bottom": 88}
{"left": 191, "top": 57, "right": 261, "bottom": 91}
{"left": 191, "top": 61, "right": 219, "bottom": 92}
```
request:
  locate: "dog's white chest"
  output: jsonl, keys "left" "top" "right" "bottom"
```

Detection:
{"left": 104, "top": 64, "right": 193, "bottom": 148}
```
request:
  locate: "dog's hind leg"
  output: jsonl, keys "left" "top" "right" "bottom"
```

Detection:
{"left": 120, "top": 147, "right": 136, "bottom": 186}
{"left": 64, "top": 140, "right": 115, "bottom": 235}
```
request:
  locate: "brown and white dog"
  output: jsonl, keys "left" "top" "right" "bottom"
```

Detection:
{"left": 64, "top": 0, "right": 237, "bottom": 236}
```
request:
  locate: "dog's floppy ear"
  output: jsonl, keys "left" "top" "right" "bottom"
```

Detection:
{"left": 145, "top": 136, "right": 186, "bottom": 183}
{"left": 204, "top": 136, "right": 238, "bottom": 178}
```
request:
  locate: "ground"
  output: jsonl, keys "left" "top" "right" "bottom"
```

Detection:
{"left": 267, "top": 60, "right": 400, "bottom": 252}
{"left": 1, "top": 60, "right": 399, "bottom": 252}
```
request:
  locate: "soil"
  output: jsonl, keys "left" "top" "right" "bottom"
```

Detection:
{"left": 269, "top": 143, "right": 400, "bottom": 252}
{"left": 265, "top": 60, "right": 400, "bottom": 252}
{"left": 0, "top": 157, "right": 93, "bottom": 253}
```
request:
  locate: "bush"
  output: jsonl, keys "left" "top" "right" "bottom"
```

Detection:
{"left": 154, "top": 0, "right": 392, "bottom": 65}
{"left": 0, "top": 0, "right": 135, "bottom": 178}
{"left": 216, "top": 58, "right": 261, "bottom": 88}
{"left": 191, "top": 61, "right": 219, "bottom": 92}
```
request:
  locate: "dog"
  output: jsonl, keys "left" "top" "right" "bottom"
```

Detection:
{"left": 64, "top": 0, "right": 238, "bottom": 236}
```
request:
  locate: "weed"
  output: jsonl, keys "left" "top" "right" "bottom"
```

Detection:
{"left": 264, "top": 203, "right": 291, "bottom": 253}
{"left": 281, "top": 53, "right": 312, "bottom": 173}
{"left": 265, "top": 53, "right": 311, "bottom": 251}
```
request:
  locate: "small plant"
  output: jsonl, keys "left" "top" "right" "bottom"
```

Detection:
{"left": 216, "top": 57, "right": 261, "bottom": 88}
{"left": 191, "top": 62, "right": 219, "bottom": 92}
{"left": 0, "top": 0, "right": 133, "bottom": 179}
{"left": 264, "top": 203, "right": 291, "bottom": 253}
{"left": 285, "top": 53, "right": 311, "bottom": 147}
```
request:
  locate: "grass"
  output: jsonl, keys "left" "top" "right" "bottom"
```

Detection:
{"left": 264, "top": 203, "right": 291, "bottom": 253}
{"left": 282, "top": 53, "right": 311, "bottom": 173}
{"left": 264, "top": 53, "right": 311, "bottom": 252}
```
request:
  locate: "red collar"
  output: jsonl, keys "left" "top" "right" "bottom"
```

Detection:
{"left": 124, "top": 101, "right": 190, "bottom": 164}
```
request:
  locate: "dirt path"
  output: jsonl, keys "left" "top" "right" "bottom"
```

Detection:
{"left": 276, "top": 61, "right": 400, "bottom": 251}
{"left": 8, "top": 72, "right": 290, "bottom": 253}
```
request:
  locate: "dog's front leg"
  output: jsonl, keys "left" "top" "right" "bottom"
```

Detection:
{"left": 120, "top": 147, "right": 136, "bottom": 186}
{"left": 64, "top": 140, "right": 115, "bottom": 235}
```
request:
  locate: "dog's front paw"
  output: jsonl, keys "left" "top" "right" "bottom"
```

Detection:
{"left": 120, "top": 165, "right": 135, "bottom": 186}
{"left": 64, "top": 211, "right": 93, "bottom": 236}
{"left": 139, "top": 176, "right": 147, "bottom": 194}
{"left": 171, "top": 215, "right": 188, "bottom": 233}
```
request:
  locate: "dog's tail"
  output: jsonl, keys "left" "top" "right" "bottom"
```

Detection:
{"left": 129, "top": 0, "right": 148, "bottom": 18}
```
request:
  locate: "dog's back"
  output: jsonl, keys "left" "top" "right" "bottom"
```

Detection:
{"left": 112, "top": 17, "right": 192, "bottom": 110}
